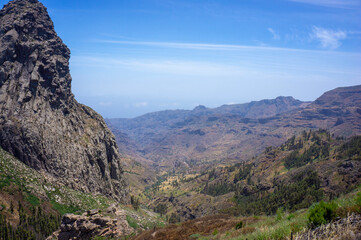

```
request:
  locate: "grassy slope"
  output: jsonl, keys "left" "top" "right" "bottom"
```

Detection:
{"left": 0, "top": 147, "right": 164, "bottom": 239}
{"left": 131, "top": 185, "right": 361, "bottom": 240}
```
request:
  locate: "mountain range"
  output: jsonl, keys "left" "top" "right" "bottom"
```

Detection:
{"left": 107, "top": 85, "right": 361, "bottom": 172}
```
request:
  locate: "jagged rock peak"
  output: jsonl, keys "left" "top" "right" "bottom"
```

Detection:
{"left": 0, "top": 0, "right": 129, "bottom": 202}
{"left": 1, "top": 0, "right": 56, "bottom": 41}
{"left": 0, "top": 0, "right": 73, "bottom": 109}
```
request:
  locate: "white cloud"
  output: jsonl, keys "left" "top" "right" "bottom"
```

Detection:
{"left": 96, "top": 39, "right": 356, "bottom": 55}
{"left": 268, "top": 28, "right": 281, "bottom": 40}
{"left": 311, "top": 26, "right": 347, "bottom": 50}
{"left": 133, "top": 102, "right": 148, "bottom": 107}
{"left": 98, "top": 101, "right": 112, "bottom": 106}
{"left": 288, "top": 0, "right": 360, "bottom": 8}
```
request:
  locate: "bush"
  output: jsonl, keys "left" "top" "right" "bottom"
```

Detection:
{"left": 168, "top": 213, "right": 180, "bottom": 224}
{"left": 355, "top": 192, "right": 361, "bottom": 207}
{"left": 235, "top": 220, "right": 243, "bottom": 229}
{"left": 287, "top": 213, "right": 295, "bottom": 221}
{"left": 234, "top": 171, "right": 323, "bottom": 216}
{"left": 276, "top": 207, "right": 284, "bottom": 221}
{"left": 126, "top": 215, "right": 138, "bottom": 229}
{"left": 308, "top": 201, "right": 337, "bottom": 227}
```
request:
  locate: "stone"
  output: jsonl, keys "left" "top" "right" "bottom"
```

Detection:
{"left": 47, "top": 207, "right": 133, "bottom": 240}
{"left": 0, "top": 0, "right": 129, "bottom": 202}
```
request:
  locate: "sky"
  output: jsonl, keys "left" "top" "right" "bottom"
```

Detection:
{"left": 6, "top": 0, "right": 361, "bottom": 118}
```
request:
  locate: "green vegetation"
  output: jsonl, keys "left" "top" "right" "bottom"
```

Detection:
{"left": 130, "top": 195, "right": 140, "bottom": 211}
{"left": 307, "top": 201, "right": 337, "bottom": 227}
{"left": 190, "top": 233, "right": 202, "bottom": 239}
{"left": 235, "top": 221, "right": 243, "bottom": 230}
{"left": 284, "top": 140, "right": 330, "bottom": 169}
{"left": 0, "top": 147, "right": 114, "bottom": 239}
{"left": 25, "top": 194, "right": 40, "bottom": 207}
{"left": 154, "top": 203, "right": 167, "bottom": 216}
{"left": 168, "top": 212, "right": 180, "bottom": 224}
{"left": 50, "top": 200, "right": 80, "bottom": 215}
{"left": 233, "top": 164, "right": 252, "bottom": 183}
{"left": 0, "top": 204, "right": 60, "bottom": 240}
{"left": 338, "top": 135, "right": 361, "bottom": 160}
{"left": 0, "top": 175, "right": 11, "bottom": 189}
{"left": 276, "top": 207, "right": 284, "bottom": 221}
{"left": 126, "top": 215, "right": 138, "bottom": 229}
{"left": 186, "top": 186, "right": 361, "bottom": 240}
{"left": 232, "top": 170, "right": 323, "bottom": 216}
{"left": 202, "top": 182, "right": 234, "bottom": 197}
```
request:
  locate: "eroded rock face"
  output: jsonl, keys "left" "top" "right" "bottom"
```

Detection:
{"left": 47, "top": 207, "right": 133, "bottom": 240}
{"left": 0, "top": 0, "right": 128, "bottom": 202}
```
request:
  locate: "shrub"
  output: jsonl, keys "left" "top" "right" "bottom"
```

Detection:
{"left": 189, "top": 233, "right": 202, "bottom": 239}
{"left": 126, "top": 215, "right": 138, "bottom": 229}
{"left": 235, "top": 220, "right": 243, "bottom": 229}
{"left": 287, "top": 213, "right": 295, "bottom": 221}
{"left": 355, "top": 192, "right": 361, "bottom": 207}
{"left": 290, "top": 222, "right": 303, "bottom": 233}
{"left": 130, "top": 195, "right": 140, "bottom": 211}
{"left": 276, "top": 207, "right": 284, "bottom": 221}
{"left": 168, "top": 212, "right": 180, "bottom": 224}
{"left": 154, "top": 203, "right": 167, "bottom": 216}
{"left": 308, "top": 201, "right": 337, "bottom": 227}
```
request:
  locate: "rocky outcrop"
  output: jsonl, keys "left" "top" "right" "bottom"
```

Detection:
{"left": 295, "top": 213, "right": 361, "bottom": 240}
{"left": 0, "top": 0, "right": 128, "bottom": 202}
{"left": 47, "top": 206, "right": 133, "bottom": 240}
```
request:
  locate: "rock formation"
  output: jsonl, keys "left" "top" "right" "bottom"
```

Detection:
{"left": 47, "top": 206, "right": 133, "bottom": 240}
{"left": 0, "top": 0, "right": 128, "bottom": 202}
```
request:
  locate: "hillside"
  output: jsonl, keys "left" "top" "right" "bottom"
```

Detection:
{"left": 139, "top": 130, "right": 361, "bottom": 223}
{"left": 130, "top": 130, "right": 361, "bottom": 240}
{"left": 108, "top": 85, "right": 361, "bottom": 172}
{"left": 0, "top": 147, "right": 164, "bottom": 239}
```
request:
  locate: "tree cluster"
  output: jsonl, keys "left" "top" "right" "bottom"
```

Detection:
{"left": 0, "top": 202, "right": 60, "bottom": 240}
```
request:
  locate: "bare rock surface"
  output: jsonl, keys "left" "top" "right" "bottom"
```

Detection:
{"left": 47, "top": 206, "right": 133, "bottom": 240}
{"left": 0, "top": 0, "right": 128, "bottom": 202}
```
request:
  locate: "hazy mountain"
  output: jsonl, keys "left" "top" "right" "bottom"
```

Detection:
{"left": 108, "top": 85, "right": 361, "bottom": 171}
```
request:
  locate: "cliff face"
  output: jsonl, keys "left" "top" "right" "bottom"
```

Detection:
{"left": 0, "top": 0, "right": 128, "bottom": 202}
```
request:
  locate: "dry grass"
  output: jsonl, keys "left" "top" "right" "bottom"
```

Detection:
{"left": 131, "top": 215, "right": 258, "bottom": 240}
{"left": 295, "top": 213, "right": 361, "bottom": 240}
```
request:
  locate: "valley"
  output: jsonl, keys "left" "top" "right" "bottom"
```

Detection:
{"left": 0, "top": 0, "right": 360, "bottom": 239}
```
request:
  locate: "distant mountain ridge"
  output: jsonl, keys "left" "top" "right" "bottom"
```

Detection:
{"left": 108, "top": 85, "right": 361, "bottom": 171}
{"left": 0, "top": 0, "right": 128, "bottom": 202}
{"left": 108, "top": 96, "right": 307, "bottom": 148}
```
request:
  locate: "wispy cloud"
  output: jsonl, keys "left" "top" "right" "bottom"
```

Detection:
{"left": 311, "top": 26, "right": 347, "bottom": 50}
{"left": 268, "top": 28, "right": 281, "bottom": 40}
{"left": 98, "top": 101, "right": 112, "bottom": 106}
{"left": 133, "top": 102, "right": 148, "bottom": 107}
{"left": 96, "top": 39, "right": 358, "bottom": 55}
{"left": 288, "top": 0, "right": 361, "bottom": 8}
{"left": 73, "top": 56, "right": 247, "bottom": 76}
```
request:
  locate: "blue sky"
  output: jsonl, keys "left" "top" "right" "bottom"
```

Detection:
{"left": 8, "top": 0, "right": 361, "bottom": 117}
